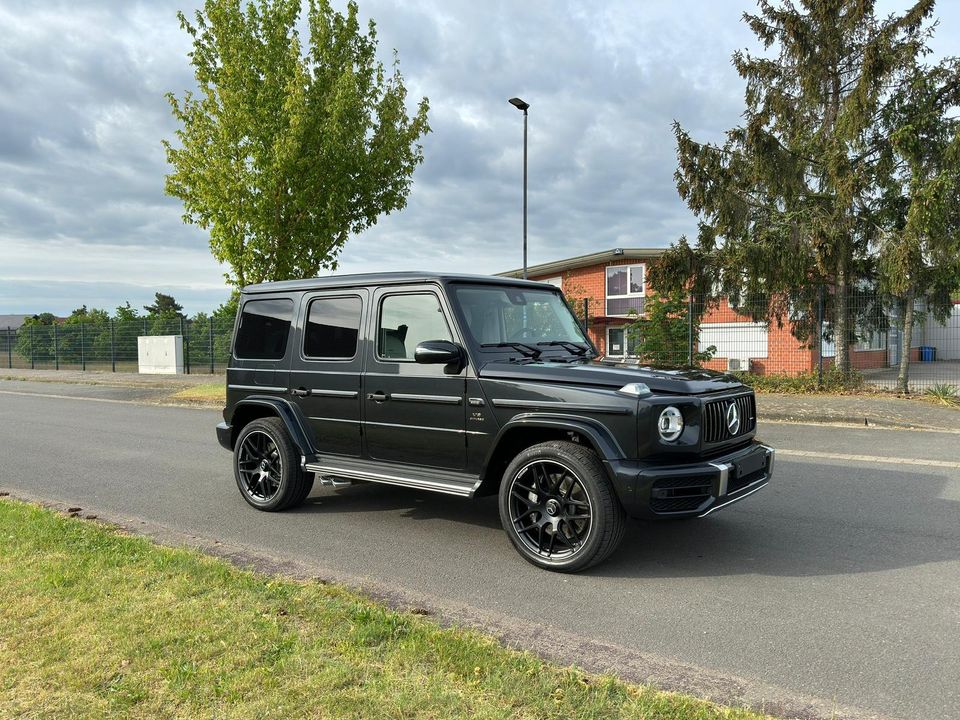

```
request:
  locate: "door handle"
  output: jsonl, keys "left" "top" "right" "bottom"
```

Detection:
{"left": 366, "top": 391, "right": 389, "bottom": 402}
{"left": 291, "top": 387, "right": 310, "bottom": 397}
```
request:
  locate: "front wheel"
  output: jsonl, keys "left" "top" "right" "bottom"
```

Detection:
{"left": 499, "top": 441, "right": 626, "bottom": 572}
{"left": 233, "top": 417, "right": 313, "bottom": 511}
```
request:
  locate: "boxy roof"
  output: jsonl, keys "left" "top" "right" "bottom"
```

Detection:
{"left": 242, "top": 271, "right": 553, "bottom": 294}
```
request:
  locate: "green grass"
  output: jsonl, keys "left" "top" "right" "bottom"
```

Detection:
{"left": 167, "top": 382, "right": 225, "bottom": 405}
{"left": 0, "top": 499, "right": 772, "bottom": 720}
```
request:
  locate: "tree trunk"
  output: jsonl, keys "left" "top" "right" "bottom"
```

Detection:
{"left": 897, "top": 288, "right": 915, "bottom": 394}
{"left": 834, "top": 260, "right": 850, "bottom": 375}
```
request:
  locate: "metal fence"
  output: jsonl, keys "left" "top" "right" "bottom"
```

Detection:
{"left": 582, "top": 285, "right": 960, "bottom": 394}
{"left": 0, "top": 317, "right": 235, "bottom": 374}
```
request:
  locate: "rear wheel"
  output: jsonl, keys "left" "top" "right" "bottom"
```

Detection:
{"left": 499, "top": 441, "right": 626, "bottom": 572}
{"left": 233, "top": 417, "right": 313, "bottom": 511}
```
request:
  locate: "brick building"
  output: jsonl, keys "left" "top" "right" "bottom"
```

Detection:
{"left": 499, "top": 248, "right": 893, "bottom": 375}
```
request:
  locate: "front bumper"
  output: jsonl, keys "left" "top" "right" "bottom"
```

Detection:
{"left": 608, "top": 441, "right": 774, "bottom": 519}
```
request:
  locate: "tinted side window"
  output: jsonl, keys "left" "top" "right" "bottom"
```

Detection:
{"left": 234, "top": 298, "right": 294, "bottom": 360}
{"left": 304, "top": 296, "right": 361, "bottom": 359}
{"left": 378, "top": 293, "right": 452, "bottom": 360}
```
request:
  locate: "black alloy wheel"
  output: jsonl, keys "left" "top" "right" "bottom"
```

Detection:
{"left": 499, "top": 440, "right": 626, "bottom": 572}
{"left": 233, "top": 417, "right": 313, "bottom": 511}
{"left": 237, "top": 430, "right": 283, "bottom": 502}
{"left": 508, "top": 459, "right": 593, "bottom": 561}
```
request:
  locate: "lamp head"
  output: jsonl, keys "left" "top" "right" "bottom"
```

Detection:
{"left": 508, "top": 97, "right": 530, "bottom": 112}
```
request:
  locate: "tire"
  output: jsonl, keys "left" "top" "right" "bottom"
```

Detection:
{"left": 498, "top": 440, "right": 626, "bottom": 572}
{"left": 233, "top": 417, "right": 313, "bottom": 511}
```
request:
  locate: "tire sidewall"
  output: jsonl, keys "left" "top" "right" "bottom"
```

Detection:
{"left": 499, "top": 442, "right": 611, "bottom": 572}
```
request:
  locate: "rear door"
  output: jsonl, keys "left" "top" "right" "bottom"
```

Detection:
{"left": 363, "top": 285, "right": 467, "bottom": 470}
{"left": 288, "top": 289, "right": 367, "bottom": 458}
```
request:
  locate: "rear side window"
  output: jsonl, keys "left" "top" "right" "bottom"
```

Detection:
{"left": 304, "top": 296, "right": 361, "bottom": 359}
{"left": 234, "top": 298, "right": 294, "bottom": 360}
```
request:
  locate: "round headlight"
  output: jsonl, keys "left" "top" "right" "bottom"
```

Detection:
{"left": 658, "top": 406, "right": 684, "bottom": 442}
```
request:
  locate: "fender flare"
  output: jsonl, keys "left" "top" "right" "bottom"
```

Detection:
{"left": 231, "top": 396, "right": 315, "bottom": 458}
{"left": 484, "top": 412, "right": 627, "bottom": 468}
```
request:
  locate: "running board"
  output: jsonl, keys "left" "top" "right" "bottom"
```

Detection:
{"left": 304, "top": 457, "right": 480, "bottom": 498}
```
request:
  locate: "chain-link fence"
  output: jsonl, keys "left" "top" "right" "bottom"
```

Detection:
{"left": 583, "top": 285, "right": 960, "bottom": 394}
{"left": 0, "top": 316, "right": 235, "bottom": 374}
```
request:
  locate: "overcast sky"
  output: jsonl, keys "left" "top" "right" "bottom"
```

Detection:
{"left": 2, "top": 0, "right": 959, "bottom": 315}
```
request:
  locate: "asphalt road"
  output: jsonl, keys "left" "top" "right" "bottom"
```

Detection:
{"left": 1, "top": 380, "right": 958, "bottom": 720}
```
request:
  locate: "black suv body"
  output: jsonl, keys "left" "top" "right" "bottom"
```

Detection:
{"left": 217, "top": 272, "right": 774, "bottom": 571}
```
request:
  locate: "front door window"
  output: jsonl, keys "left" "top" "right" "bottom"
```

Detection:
{"left": 378, "top": 293, "right": 453, "bottom": 360}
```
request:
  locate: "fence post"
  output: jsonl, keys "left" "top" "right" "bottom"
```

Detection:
{"left": 185, "top": 320, "right": 191, "bottom": 375}
{"left": 30, "top": 324, "right": 34, "bottom": 370}
{"left": 110, "top": 320, "right": 116, "bottom": 372}
{"left": 54, "top": 323, "right": 59, "bottom": 370}
{"left": 180, "top": 316, "right": 189, "bottom": 375}
{"left": 80, "top": 322, "right": 85, "bottom": 371}
{"left": 143, "top": 317, "right": 148, "bottom": 336}
{"left": 208, "top": 316, "right": 214, "bottom": 374}
{"left": 817, "top": 284, "right": 824, "bottom": 387}
{"left": 687, "top": 294, "right": 694, "bottom": 366}
{"left": 6, "top": 327, "right": 11, "bottom": 369}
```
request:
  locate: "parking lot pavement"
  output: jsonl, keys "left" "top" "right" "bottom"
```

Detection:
{"left": 1, "top": 386, "right": 958, "bottom": 720}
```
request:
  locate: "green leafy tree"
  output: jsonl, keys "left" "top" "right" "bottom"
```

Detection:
{"left": 115, "top": 301, "right": 140, "bottom": 322}
{"left": 625, "top": 290, "right": 715, "bottom": 366}
{"left": 875, "top": 58, "right": 960, "bottom": 392}
{"left": 15, "top": 314, "right": 56, "bottom": 365}
{"left": 654, "top": 0, "right": 936, "bottom": 375}
{"left": 144, "top": 293, "right": 184, "bottom": 318}
{"left": 164, "top": 0, "right": 430, "bottom": 287}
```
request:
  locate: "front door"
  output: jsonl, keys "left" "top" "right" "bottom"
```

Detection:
{"left": 363, "top": 286, "right": 467, "bottom": 470}
{"left": 288, "top": 290, "right": 366, "bottom": 457}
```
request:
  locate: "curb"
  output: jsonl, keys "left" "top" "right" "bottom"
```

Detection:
{"left": 760, "top": 411, "right": 955, "bottom": 432}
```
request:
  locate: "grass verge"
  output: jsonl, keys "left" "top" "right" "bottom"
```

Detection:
{"left": 167, "top": 382, "right": 225, "bottom": 406}
{"left": 0, "top": 498, "right": 771, "bottom": 720}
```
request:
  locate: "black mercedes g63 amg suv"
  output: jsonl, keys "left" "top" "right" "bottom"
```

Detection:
{"left": 216, "top": 272, "right": 774, "bottom": 571}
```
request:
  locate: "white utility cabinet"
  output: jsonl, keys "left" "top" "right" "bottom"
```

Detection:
{"left": 138, "top": 335, "right": 184, "bottom": 374}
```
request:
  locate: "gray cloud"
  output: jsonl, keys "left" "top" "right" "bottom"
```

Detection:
{"left": 2, "top": 0, "right": 959, "bottom": 314}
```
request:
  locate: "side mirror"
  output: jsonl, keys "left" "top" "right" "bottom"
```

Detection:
{"left": 414, "top": 340, "right": 464, "bottom": 371}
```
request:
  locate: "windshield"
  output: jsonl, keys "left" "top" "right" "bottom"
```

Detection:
{"left": 452, "top": 284, "right": 593, "bottom": 356}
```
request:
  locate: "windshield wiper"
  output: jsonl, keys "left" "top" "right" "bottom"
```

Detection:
{"left": 481, "top": 342, "right": 542, "bottom": 358}
{"left": 536, "top": 340, "right": 593, "bottom": 356}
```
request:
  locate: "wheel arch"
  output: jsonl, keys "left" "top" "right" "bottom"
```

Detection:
{"left": 475, "top": 415, "right": 623, "bottom": 497}
{"left": 229, "top": 397, "right": 314, "bottom": 457}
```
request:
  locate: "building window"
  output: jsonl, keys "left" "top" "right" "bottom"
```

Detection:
{"left": 606, "top": 326, "right": 638, "bottom": 358}
{"left": 855, "top": 330, "right": 887, "bottom": 352}
{"left": 605, "top": 264, "right": 645, "bottom": 316}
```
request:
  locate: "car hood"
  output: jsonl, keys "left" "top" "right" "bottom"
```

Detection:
{"left": 477, "top": 358, "right": 744, "bottom": 395}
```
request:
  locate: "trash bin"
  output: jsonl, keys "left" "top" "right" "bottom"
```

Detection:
{"left": 920, "top": 346, "right": 936, "bottom": 362}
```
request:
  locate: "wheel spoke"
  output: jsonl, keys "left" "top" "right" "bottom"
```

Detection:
{"left": 511, "top": 489, "right": 538, "bottom": 506}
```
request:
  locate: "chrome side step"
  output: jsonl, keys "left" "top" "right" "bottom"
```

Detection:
{"left": 304, "top": 458, "right": 479, "bottom": 498}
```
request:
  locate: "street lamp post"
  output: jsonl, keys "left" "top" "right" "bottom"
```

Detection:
{"left": 508, "top": 97, "right": 529, "bottom": 279}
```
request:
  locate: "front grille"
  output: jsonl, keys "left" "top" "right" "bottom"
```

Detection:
{"left": 702, "top": 393, "right": 756, "bottom": 445}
